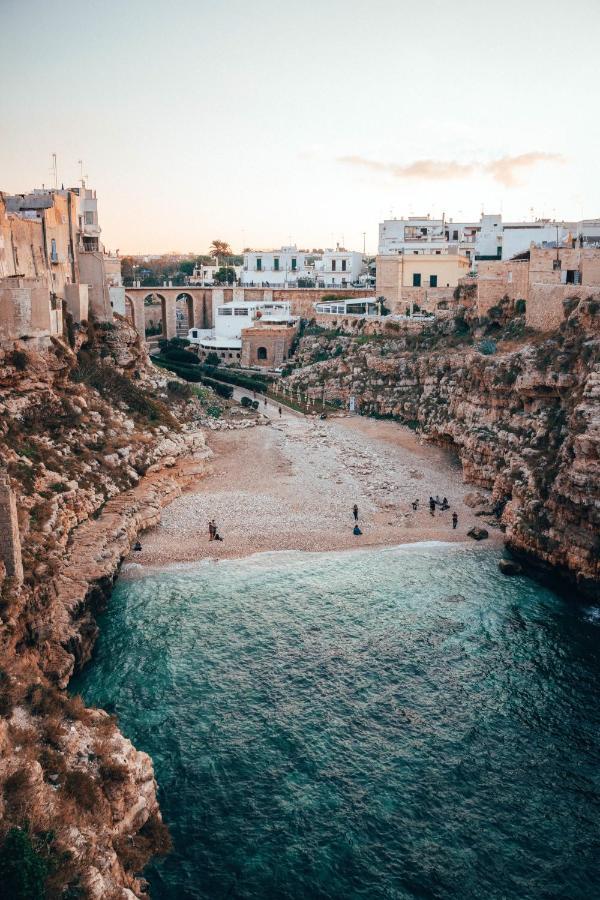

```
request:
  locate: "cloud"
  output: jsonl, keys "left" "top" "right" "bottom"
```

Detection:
{"left": 483, "top": 152, "right": 564, "bottom": 187}
{"left": 338, "top": 152, "right": 565, "bottom": 186}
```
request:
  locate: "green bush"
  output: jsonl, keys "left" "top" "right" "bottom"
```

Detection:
{"left": 240, "top": 396, "right": 253, "bottom": 407}
{"left": 0, "top": 827, "right": 51, "bottom": 900}
{"left": 205, "top": 351, "right": 221, "bottom": 367}
{"left": 514, "top": 298, "right": 526, "bottom": 315}
{"left": 167, "top": 380, "right": 192, "bottom": 399}
{"left": 11, "top": 350, "right": 28, "bottom": 371}
{"left": 477, "top": 339, "right": 497, "bottom": 355}
{"left": 199, "top": 365, "right": 268, "bottom": 393}
{"left": 162, "top": 347, "right": 199, "bottom": 365}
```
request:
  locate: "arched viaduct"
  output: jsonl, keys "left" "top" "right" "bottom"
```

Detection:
{"left": 123, "top": 285, "right": 375, "bottom": 343}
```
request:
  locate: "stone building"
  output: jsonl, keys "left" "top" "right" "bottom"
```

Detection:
{"left": 468, "top": 245, "right": 600, "bottom": 329}
{"left": 240, "top": 320, "right": 298, "bottom": 369}
{"left": 0, "top": 183, "right": 118, "bottom": 346}
{"left": 376, "top": 251, "right": 470, "bottom": 313}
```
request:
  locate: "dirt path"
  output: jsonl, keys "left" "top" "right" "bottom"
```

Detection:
{"left": 130, "top": 401, "right": 501, "bottom": 567}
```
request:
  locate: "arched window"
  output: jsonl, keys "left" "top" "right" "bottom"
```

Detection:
{"left": 257, "top": 347, "right": 268, "bottom": 360}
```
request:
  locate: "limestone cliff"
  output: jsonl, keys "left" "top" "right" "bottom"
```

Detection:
{"left": 0, "top": 317, "right": 212, "bottom": 897}
{"left": 285, "top": 300, "right": 599, "bottom": 596}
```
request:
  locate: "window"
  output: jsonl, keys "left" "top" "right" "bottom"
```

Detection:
{"left": 274, "top": 257, "right": 280, "bottom": 271}
{"left": 341, "top": 259, "right": 347, "bottom": 271}
{"left": 257, "top": 347, "right": 268, "bottom": 360}
{"left": 291, "top": 257, "right": 297, "bottom": 270}
{"left": 565, "top": 269, "right": 580, "bottom": 284}
{"left": 256, "top": 258, "right": 262, "bottom": 271}
{"left": 85, "top": 211, "right": 94, "bottom": 225}
{"left": 331, "top": 260, "right": 336, "bottom": 271}
{"left": 192, "top": 330, "right": 198, "bottom": 337}
{"left": 413, "top": 273, "right": 421, "bottom": 287}
{"left": 452, "top": 230, "right": 459, "bottom": 241}
{"left": 429, "top": 275, "right": 438, "bottom": 287}
{"left": 553, "top": 258, "right": 561, "bottom": 271}
{"left": 50, "top": 238, "right": 58, "bottom": 262}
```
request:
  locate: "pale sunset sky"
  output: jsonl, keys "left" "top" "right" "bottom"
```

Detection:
{"left": 1, "top": 0, "right": 599, "bottom": 254}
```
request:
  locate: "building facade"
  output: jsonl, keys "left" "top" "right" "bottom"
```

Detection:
{"left": 188, "top": 299, "right": 298, "bottom": 367}
{"left": 241, "top": 247, "right": 311, "bottom": 286}
{"left": 378, "top": 214, "right": 600, "bottom": 263}
{"left": 0, "top": 182, "right": 120, "bottom": 346}
{"left": 315, "top": 249, "right": 364, "bottom": 286}
{"left": 376, "top": 250, "right": 470, "bottom": 312}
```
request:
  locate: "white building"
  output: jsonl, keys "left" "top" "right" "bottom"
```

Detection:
{"left": 315, "top": 248, "right": 364, "bottom": 286}
{"left": 241, "top": 246, "right": 312, "bottom": 286}
{"left": 187, "top": 300, "right": 297, "bottom": 362}
{"left": 378, "top": 213, "right": 600, "bottom": 263}
{"left": 314, "top": 297, "right": 380, "bottom": 316}
{"left": 189, "top": 263, "right": 243, "bottom": 285}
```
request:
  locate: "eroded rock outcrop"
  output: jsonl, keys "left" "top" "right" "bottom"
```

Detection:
{"left": 286, "top": 300, "right": 599, "bottom": 595}
{"left": 0, "top": 318, "right": 212, "bottom": 897}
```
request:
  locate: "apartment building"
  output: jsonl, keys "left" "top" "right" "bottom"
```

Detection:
{"left": 378, "top": 214, "right": 600, "bottom": 263}
{"left": 0, "top": 183, "right": 120, "bottom": 345}
{"left": 241, "top": 246, "right": 311, "bottom": 286}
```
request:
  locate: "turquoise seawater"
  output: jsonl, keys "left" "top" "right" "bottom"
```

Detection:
{"left": 73, "top": 544, "right": 600, "bottom": 900}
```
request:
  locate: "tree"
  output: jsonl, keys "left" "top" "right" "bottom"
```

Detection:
{"left": 209, "top": 240, "right": 233, "bottom": 261}
{"left": 213, "top": 266, "right": 236, "bottom": 285}
{"left": 179, "top": 260, "right": 196, "bottom": 276}
{"left": 0, "top": 827, "right": 50, "bottom": 900}
{"left": 205, "top": 351, "right": 221, "bottom": 367}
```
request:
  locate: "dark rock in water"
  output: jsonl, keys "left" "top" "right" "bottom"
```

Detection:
{"left": 442, "top": 594, "right": 466, "bottom": 603}
{"left": 467, "top": 527, "right": 489, "bottom": 541}
{"left": 499, "top": 558, "right": 522, "bottom": 576}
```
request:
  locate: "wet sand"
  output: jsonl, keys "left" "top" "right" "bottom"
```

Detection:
{"left": 131, "top": 403, "right": 502, "bottom": 567}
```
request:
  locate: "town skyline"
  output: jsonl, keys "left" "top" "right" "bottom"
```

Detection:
{"left": 2, "top": 0, "right": 599, "bottom": 254}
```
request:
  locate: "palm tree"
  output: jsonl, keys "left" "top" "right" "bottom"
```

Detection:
{"left": 209, "top": 240, "right": 232, "bottom": 265}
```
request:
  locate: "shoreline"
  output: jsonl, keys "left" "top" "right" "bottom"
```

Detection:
{"left": 119, "top": 537, "right": 484, "bottom": 579}
{"left": 128, "top": 410, "right": 504, "bottom": 571}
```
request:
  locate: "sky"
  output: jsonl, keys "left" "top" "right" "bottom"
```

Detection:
{"left": 1, "top": 0, "right": 599, "bottom": 254}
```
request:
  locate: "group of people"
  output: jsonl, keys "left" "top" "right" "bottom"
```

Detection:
{"left": 208, "top": 519, "right": 223, "bottom": 542}
{"left": 411, "top": 496, "right": 458, "bottom": 528}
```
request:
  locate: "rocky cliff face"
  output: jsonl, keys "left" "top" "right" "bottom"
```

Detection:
{"left": 286, "top": 300, "right": 599, "bottom": 596}
{"left": 0, "top": 318, "right": 212, "bottom": 897}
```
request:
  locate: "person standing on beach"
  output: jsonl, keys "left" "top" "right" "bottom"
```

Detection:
{"left": 452, "top": 512, "right": 458, "bottom": 529}
{"left": 353, "top": 504, "right": 359, "bottom": 521}
{"left": 278, "top": 406, "right": 282, "bottom": 417}
{"left": 429, "top": 497, "right": 436, "bottom": 516}
{"left": 208, "top": 520, "right": 215, "bottom": 541}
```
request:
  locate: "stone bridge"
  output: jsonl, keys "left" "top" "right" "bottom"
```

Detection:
{"left": 123, "top": 285, "right": 375, "bottom": 343}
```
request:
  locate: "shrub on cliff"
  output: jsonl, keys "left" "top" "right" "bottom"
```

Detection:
{"left": 0, "top": 827, "right": 51, "bottom": 900}
{"left": 477, "top": 339, "right": 497, "bottom": 355}
{"left": 63, "top": 770, "right": 99, "bottom": 811}
{"left": 73, "top": 356, "right": 177, "bottom": 428}
{"left": 167, "top": 380, "right": 192, "bottom": 400}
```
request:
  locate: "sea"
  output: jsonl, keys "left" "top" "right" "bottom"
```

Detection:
{"left": 72, "top": 543, "right": 600, "bottom": 900}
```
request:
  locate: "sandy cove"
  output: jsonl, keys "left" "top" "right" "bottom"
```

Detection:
{"left": 130, "top": 402, "right": 503, "bottom": 567}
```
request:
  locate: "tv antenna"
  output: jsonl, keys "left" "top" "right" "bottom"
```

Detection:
{"left": 77, "top": 159, "right": 88, "bottom": 187}
{"left": 51, "top": 153, "right": 58, "bottom": 189}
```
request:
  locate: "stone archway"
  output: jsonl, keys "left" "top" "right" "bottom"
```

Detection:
{"left": 257, "top": 346, "right": 268, "bottom": 360}
{"left": 176, "top": 292, "right": 194, "bottom": 337}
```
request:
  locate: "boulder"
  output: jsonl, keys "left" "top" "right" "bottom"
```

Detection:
{"left": 463, "top": 491, "right": 489, "bottom": 508}
{"left": 467, "top": 526, "right": 489, "bottom": 541}
{"left": 498, "top": 558, "right": 522, "bottom": 576}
